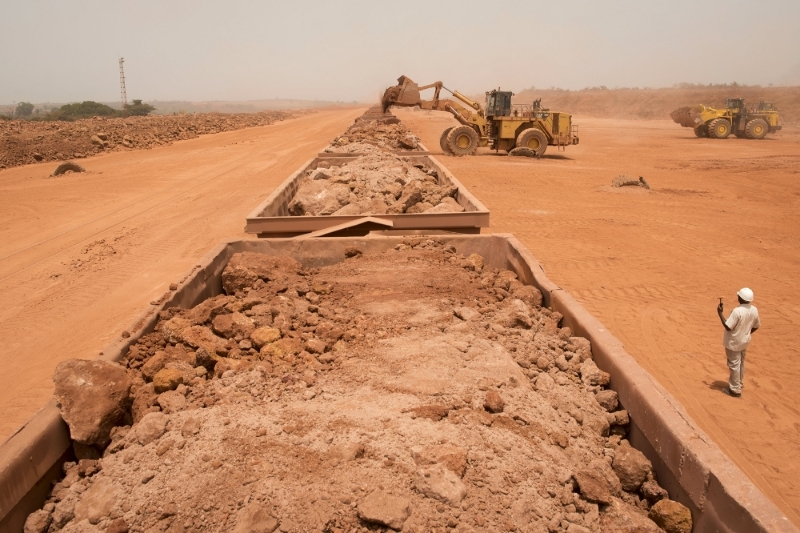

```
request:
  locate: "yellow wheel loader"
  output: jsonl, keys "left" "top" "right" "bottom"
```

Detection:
{"left": 670, "top": 99, "right": 781, "bottom": 139}
{"left": 382, "top": 75, "right": 578, "bottom": 157}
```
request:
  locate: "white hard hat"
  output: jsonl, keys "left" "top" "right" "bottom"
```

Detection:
{"left": 737, "top": 288, "right": 754, "bottom": 302}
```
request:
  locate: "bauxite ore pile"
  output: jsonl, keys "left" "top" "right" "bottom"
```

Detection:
{"left": 323, "top": 111, "right": 420, "bottom": 154}
{"left": 30, "top": 241, "right": 692, "bottom": 533}
{"left": 287, "top": 152, "right": 465, "bottom": 217}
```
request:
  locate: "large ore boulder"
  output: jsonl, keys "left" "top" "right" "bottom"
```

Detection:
{"left": 612, "top": 440, "right": 653, "bottom": 491}
{"left": 53, "top": 359, "right": 132, "bottom": 447}
{"left": 287, "top": 180, "right": 350, "bottom": 216}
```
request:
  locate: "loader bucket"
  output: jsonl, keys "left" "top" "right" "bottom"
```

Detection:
{"left": 670, "top": 106, "right": 703, "bottom": 128}
{"left": 382, "top": 75, "right": 422, "bottom": 112}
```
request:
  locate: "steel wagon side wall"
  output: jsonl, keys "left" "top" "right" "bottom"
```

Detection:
{"left": 1, "top": 235, "right": 795, "bottom": 533}
{"left": 244, "top": 152, "right": 489, "bottom": 235}
{"left": 491, "top": 236, "right": 797, "bottom": 533}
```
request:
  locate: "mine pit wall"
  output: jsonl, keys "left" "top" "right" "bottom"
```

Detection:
{"left": 244, "top": 153, "right": 489, "bottom": 237}
{"left": 1, "top": 235, "right": 796, "bottom": 533}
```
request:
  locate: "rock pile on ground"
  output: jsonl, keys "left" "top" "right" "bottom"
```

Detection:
{"left": 288, "top": 152, "right": 464, "bottom": 217}
{"left": 0, "top": 110, "right": 295, "bottom": 170}
{"left": 35, "top": 243, "right": 690, "bottom": 533}
{"left": 325, "top": 110, "right": 421, "bottom": 154}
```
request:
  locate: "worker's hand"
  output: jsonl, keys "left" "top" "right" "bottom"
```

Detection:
{"left": 717, "top": 302, "right": 724, "bottom": 314}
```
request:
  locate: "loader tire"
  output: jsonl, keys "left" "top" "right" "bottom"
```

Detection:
{"left": 745, "top": 118, "right": 768, "bottom": 139}
{"left": 708, "top": 119, "right": 731, "bottom": 139}
{"left": 694, "top": 126, "right": 708, "bottom": 137}
{"left": 439, "top": 127, "right": 454, "bottom": 155}
{"left": 515, "top": 128, "right": 548, "bottom": 157}
{"left": 446, "top": 125, "right": 479, "bottom": 156}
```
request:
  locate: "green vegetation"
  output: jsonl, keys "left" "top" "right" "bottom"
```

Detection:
{"left": 5, "top": 100, "right": 157, "bottom": 121}
{"left": 15, "top": 102, "right": 34, "bottom": 118}
{"left": 48, "top": 101, "right": 119, "bottom": 120}
{"left": 124, "top": 99, "right": 156, "bottom": 116}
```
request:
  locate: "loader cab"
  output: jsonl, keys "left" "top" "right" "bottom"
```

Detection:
{"left": 726, "top": 98, "right": 745, "bottom": 110}
{"left": 485, "top": 90, "right": 513, "bottom": 117}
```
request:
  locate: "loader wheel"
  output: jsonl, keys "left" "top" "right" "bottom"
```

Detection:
{"left": 516, "top": 128, "right": 548, "bottom": 157}
{"left": 446, "top": 126, "right": 479, "bottom": 156}
{"left": 745, "top": 118, "right": 768, "bottom": 139}
{"left": 439, "top": 127, "right": 454, "bottom": 155}
{"left": 708, "top": 119, "right": 731, "bottom": 139}
{"left": 694, "top": 126, "right": 708, "bottom": 138}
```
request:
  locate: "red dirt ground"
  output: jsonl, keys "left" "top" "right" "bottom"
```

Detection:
{"left": 513, "top": 85, "right": 800, "bottom": 124}
{"left": 394, "top": 107, "right": 800, "bottom": 525}
{"left": 1, "top": 104, "right": 799, "bottom": 525}
{"left": 0, "top": 107, "right": 362, "bottom": 441}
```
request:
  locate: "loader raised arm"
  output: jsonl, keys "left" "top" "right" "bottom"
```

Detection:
{"left": 382, "top": 76, "right": 486, "bottom": 130}
{"left": 382, "top": 75, "right": 578, "bottom": 157}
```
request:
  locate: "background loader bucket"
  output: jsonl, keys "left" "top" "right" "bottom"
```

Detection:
{"left": 670, "top": 106, "right": 702, "bottom": 128}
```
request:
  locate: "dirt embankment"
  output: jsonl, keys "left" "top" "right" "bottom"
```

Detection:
{"left": 34, "top": 244, "right": 690, "bottom": 533}
{"left": 513, "top": 86, "right": 800, "bottom": 124}
{"left": 0, "top": 110, "right": 301, "bottom": 171}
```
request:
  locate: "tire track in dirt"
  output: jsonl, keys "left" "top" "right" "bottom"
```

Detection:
{"left": 395, "top": 109, "right": 800, "bottom": 525}
{"left": 565, "top": 270, "right": 800, "bottom": 523}
{"left": 0, "top": 139, "right": 277, "bottom": 281}
{"left": 0, "top": 107, "right": 364, "bottom": 439}
{"left": 636, "top": 305, "right": 800, "bottom": 522}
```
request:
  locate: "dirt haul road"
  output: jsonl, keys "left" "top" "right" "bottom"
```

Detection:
{"left": 395, "top": 108, "right": 800, "bottom": 525}
{"left": 0, "top": 107, "right": 364, "bottom": 441}
{"left": 3, "top": 103, "right": 799, "bottom": 525}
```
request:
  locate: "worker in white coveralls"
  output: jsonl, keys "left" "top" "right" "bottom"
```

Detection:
{"left": 717, "top": 288, "right": 760, "bottom": 398}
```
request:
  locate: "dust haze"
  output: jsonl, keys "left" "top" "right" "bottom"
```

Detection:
{"left": 2, "top": 0, "right": 799, "bottom": 105}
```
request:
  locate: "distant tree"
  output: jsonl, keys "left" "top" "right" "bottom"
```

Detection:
{"left": 48, "top": 101, "right": 119, "bottom": 121}
{"left": 15, "top": 102, "right": 34, "bottom": 118}
{"left": 124, "top": 99, "right": 156, "bottom": 116}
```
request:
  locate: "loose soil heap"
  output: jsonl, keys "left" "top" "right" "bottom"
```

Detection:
{"left": 325, "top": 107, "right": 420, "bottom": 154}
{"left": 0, "top": 110, "right": 295, "bottom": 170}
{"left": 287, "top": 152, "right": 464, "bottom": 217}
{"left": 32, "top": 242, "right": 691, "bottom": 533}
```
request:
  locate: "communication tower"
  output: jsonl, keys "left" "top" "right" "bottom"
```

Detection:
{"left": 119, "top": 58, "right": 127, "bottom": 108}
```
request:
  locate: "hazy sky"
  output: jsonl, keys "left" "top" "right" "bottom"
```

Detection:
{"left": 2, "top": 0, "right": 799, "bottom": 104}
